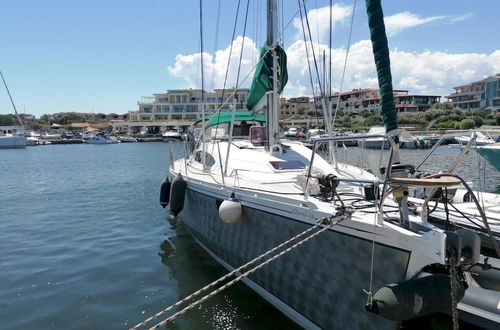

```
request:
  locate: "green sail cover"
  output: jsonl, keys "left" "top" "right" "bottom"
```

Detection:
{"left": 194, "top": 111, "right": 265, "bottom": 127}
{"left": 246, "top": 42, "right": 288, "bottom": 110}
{"left": 365, "top": 0, "right": 397, "bottom": 133}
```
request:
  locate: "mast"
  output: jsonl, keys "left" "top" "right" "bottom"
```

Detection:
{"left": 0, "top": 70, "right": 25, "bottom": 130}
{"left": 267, "top": 0, "right": 280, "bottom": 149}
{"left": 246, "top": 0, "right": 287, "bottom": 148}
{"left": 365, "top": 0, "right": 397, "bottom": 135}
{"left": 365, "top": 0, "right": 399, "bottom": 163}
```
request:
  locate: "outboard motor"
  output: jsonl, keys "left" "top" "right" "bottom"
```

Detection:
{"left": 159, "top": 177, "right": 171, "bottom": 208}
{"left": 169, "top": 173, "right": 186, "bottom": 216}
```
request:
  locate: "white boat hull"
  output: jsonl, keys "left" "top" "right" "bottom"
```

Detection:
{"left": 362, "top": 139, "right": 389, "bottom": 149}
{"left": 0, "top": 136, "right": 27, "bottom": 148}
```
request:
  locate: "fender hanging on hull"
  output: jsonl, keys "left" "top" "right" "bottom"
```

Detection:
{"left": 159, "top": 177, "right": 171, "bottom": 208}
{"left": 170, "top": 173, "right": 186, "bottom": 216}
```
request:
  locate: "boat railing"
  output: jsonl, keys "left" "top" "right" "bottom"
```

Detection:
{"left": 415, "top": 132, "right": 477, "bottom": 172}
{"left": 304, "top": 134, "right": 398, "bottom": 202}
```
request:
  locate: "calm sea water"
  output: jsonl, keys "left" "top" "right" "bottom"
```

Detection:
{"left": 0, "top": 143, "right": 299, "bottom": 330}
{"left": 0, "top": 143, "right": 498, "bottom": 330}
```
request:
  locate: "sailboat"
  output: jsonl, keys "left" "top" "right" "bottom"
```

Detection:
{"left": 161, "top": 1, "right": 500, "bottom": 328}
{"left": 0, "top": 70, "right": 27, "bottom": 148}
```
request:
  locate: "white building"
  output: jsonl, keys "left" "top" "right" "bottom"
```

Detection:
{"left": 111, "top": 88, "right": 250, "bottom": 134}
{"left": 131, "top": 88, "right": 250, "bottom": 121}
{"left": 446, "top": 74, "right": 500, "bottom": 113}
{"left": 316, "top": 88, "right": 440, "bottom": 115}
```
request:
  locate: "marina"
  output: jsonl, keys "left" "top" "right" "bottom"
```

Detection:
{"left": 1, "top": 0, "right": 500, "bottom": 329}
{"left": 0, "top": 142, "right": 498, "bottom": 329}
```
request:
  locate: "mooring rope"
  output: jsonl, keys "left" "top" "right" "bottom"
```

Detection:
{"left": 131, "top": 214, "right": 347, "bottom": 329}
{"left": 148, "top": 218, "right": 342, "bottom": 329}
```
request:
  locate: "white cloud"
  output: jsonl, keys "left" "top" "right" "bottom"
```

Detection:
{"left": 291, "top": 4, "right": 353, "bottom": 44}
{"left": 284, "top": 39, "right": 500, "bottom": 98}
{"left": 167, "top": 36, "right": 259, "bottom": 91}
{"left": 169, "top": 37, "right": 500, "bottom": 101}
{"left": 384, "top": 11, "right": 471, "bottom": 36}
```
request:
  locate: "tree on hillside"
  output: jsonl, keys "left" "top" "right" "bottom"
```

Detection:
{"left": 54, "top": 112, "right": 87, "bottom": 124}
{"left": 297, "top": 107, "right": 307, "bottom": 116}
{"left": 397, "top": 113, "right": 428, "bottom": 126}
{"left": 38, "top": 114, "right": 50, "bottom": 123}
{"left": 364, "top": 114, "right": 382, "bottom": 126}
{"left": 459, "top": 118, "right": 475, "bottom": 130}
{"left": 472, "top": 116, "right": 483, "bottom": 127}
{"left": 0, "top": 114, "right": 18, "bottom": 126}
{"left": 431, "top": 102, "right": 456, "bottom": 110}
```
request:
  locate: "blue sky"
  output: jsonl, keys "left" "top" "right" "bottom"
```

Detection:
{"left": 1, "top": 0, "right": 499, "bottom": 117}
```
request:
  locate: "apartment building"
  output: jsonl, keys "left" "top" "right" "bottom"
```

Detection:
{"left": 131, "top": 88, "right": 250, "bottom": 121}
{"left": 315, "top": 88, "right": 440, "bottom": 114}
{"left": 446, "top": 74, "right": 500, "bottom": 113}
{"left": 280, "top": 96, "right": 311, "bottom": 118}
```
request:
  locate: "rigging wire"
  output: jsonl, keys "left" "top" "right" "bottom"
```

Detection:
{"left": 219, "top": 0, "right": 242, "bottom": 109}
{"left": 328, "top": 0, "right": 333, "bottom": 99}
{"left": 210, "top": 0, "right": 243, "bottom": 158}
{"left": 209, "top": 0, "right": 222, "bottom": 91}
{"left": 235, "top": 0, "right": 251, "bottom": 87}
{"left": 297, "top": 0, "right": 318, "bottom": 109}
{"left": 300, "top": 0, "right": 324, "bottom": 97}
{"left": 332, "top": 0, "right": 357, "bottom": 128}
{"left": 199, "top": 0, "right": 207, "bottom": 166}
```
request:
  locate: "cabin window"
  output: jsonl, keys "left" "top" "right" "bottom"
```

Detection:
{"left": 269, "top": 160, "right": 305, "bottom": 170}
{"left": 250, "top": 126, "right": 266, "bottom": 145}
{"left": 194, "top": 151, "right": 216, "bottom": 167}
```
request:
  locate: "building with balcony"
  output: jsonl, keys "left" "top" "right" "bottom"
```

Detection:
{"left": 280, "top": 96, "right": 311, "bottom": 118}
{"left": 131, "top": 88, "right": 250, "bottom": 122}
{"left": 315, "top": 88, "right": 440, "bottom": 115}
{"left": 446, "top": 74, "right": 500, "bottom": 113}
{"left": 109, "top": 88, "right": 250, "bottom": 134}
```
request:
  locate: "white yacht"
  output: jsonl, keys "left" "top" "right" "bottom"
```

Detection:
{"left": 284, "top": 127, "right": 304, "bottom": 139}
{"left": 361, "top": 126, "right": 389, "bottom": 149}
{"left": 456, "top": 131, "right": 495, "bottom": 146}
{"left": 83, "top": 133, "right": 117, "bottom": 144}
{"left": 162, "top": 128, "right": 183, "bottom": 142}
{"left": 0, "top": 70, "right": 27, "bottom": 149}
{"left": 118, "top": 136, "right": 138, "bottom": 143}
{"left": 0, "top": 135, "right": 27, "bottom": 148}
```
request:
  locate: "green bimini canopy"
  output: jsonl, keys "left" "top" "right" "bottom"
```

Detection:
{"left": 194, "top": 111, "right": 265, "bottom": 127}
{"left": 246, "top": 42, "right": 288, "bottom": 111}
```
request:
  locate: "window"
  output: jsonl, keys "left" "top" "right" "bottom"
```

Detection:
{"left": 194, "top": 151, "right": 215, "bottom": 167}
{"left": 269, "top": 160, "right": 305, "bottom": 170}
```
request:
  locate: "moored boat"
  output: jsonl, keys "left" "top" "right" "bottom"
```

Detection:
{"left": 148, "top": 1, "right": 500, "bottom": 329}
{"left": 361, "top": 126, "right": 389, "bottom": 149}
{"left": 0, "top": 70, "right": 27, "bottom": 149}
{"left": 0, "top": 135, "right": 27, "bottom": 148}
{"left": 83, "top": 133, "right": 117, "bottom": 144}
{"left": 162, "top": 129, "right": 183, "bottom": 142}
{"left": 456, "top": 131, "right": 496, "bottom": 146}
